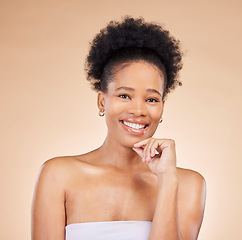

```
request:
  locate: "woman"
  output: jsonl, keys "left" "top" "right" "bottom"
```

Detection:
{"left": 31, "top": 16, "right": 206, "bottom": 240}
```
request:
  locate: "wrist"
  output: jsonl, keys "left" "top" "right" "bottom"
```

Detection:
{"left": 156, "top": 171, "right": 178, "bottom": 186}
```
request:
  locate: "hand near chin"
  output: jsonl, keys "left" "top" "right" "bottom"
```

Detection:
{"left": 132, "top": 138, "right": 177, "bottom": 177}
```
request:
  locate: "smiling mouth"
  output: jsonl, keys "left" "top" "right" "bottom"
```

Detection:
{"left": 120, "top": 120, "right": 149, "bottom": 136}
{"left": 122, "top": 121, "right": 146, "bottom": 129}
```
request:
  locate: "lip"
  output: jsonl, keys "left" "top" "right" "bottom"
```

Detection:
{"left": 120, "top": 119, "right": 149, "bottom": 136}
{"left": 122, "top": 118, "right": 149, "bottom": 125}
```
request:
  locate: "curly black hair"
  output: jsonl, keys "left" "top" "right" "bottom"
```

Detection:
{"left": 85, "top": 16, "right": 183, "bottom": 99}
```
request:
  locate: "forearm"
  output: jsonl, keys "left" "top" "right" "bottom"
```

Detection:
{"left": 148, "top": 173, "right": 182, "bottom": 240}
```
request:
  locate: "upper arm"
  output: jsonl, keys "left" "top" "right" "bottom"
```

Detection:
{"left": 31, "top": 158, "right": 67, "bottom": 240}
{"left": 178, "top": 169, "right": 207, "bottom": 240}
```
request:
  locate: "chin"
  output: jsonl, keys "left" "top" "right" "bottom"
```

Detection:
{"left": 120, "top": 132, "right": 154, "bottom": 148}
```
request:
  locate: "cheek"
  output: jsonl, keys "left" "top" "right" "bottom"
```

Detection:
{"left": 149, "top": 106, "right": 163, "bottom": 121}
{"left": 105, "top": 98, "right": 125, "bottom": 120}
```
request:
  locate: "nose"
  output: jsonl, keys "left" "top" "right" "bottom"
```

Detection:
{"left": 127, "top": 99, "right": 147, "bottom": 117}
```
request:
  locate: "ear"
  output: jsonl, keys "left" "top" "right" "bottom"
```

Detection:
{"left": 97, "top": 91, "right": 106, "bottom": 112}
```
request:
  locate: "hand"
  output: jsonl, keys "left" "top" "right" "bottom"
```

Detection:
{"left": 132, "top": 138, "right": 177, "bottom": 176}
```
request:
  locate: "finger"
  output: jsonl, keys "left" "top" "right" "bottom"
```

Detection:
{"left": 132, "top": 147, "right": 144, "bottom": 160}
{"left": 155, "top": 139, "right": 174, "bottom": 153}
{"left": 150, "top": 140, "right": 159, "bottom": 158}
{"left": 143, "top": 138, "right": 155, "bottom": 162}
{"left": 142, "top": 140, "right": 150, "bottom": 162}
{"left": 152, "top": 139, "right": 166, "bottom": 155}
{"left": 147, "top": 139, "right": 167, "bottom": 163}
{"left": 145, "top": 139, "right": 158, "bottom": 163}
{"left": 133, "top": 138, "right": 151, "bottom": 148}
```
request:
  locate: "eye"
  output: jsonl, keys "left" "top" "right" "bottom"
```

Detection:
{"left": 119, "top": 94, "right": 130, "bottom": 99}
{"left": 147, "top": 98, "right": 159, "bottom": 103}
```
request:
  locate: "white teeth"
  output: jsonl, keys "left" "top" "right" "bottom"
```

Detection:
{"left": 123, "top": 121, "right": 146, "bottom": 129}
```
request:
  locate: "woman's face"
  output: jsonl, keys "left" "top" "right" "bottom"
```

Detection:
{"left": 98, "top": 61, "right": 165, "bottom": 148}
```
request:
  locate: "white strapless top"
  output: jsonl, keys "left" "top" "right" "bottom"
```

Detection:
{"left": 65, "top": 220, "right": 152, "bottom": 240}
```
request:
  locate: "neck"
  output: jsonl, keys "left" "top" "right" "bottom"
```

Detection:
{"left": 98, "top": 134, "right": 143, "bottom": 172}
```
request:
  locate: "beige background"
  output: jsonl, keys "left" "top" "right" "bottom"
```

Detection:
{"left": 1, "top": 0, "right": 241, "bottom": 239}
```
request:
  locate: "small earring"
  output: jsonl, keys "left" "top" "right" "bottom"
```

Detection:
{"left": 159, "top": 118, "right": 163, "bottom": 123}
{"left": 99, "top": 110, "right": 105, "bottom": 117}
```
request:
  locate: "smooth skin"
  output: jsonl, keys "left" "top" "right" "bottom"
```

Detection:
{"left": 31, "top": 61, "right": 206, "bottom": 240}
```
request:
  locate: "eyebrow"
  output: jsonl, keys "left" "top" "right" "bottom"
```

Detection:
{"left": 115, "top": 86, "right": 161, "bottom": 96}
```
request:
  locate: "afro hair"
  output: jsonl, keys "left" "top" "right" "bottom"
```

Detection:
{"left": 85, "top": 16, "right": 183, "bottom": 98}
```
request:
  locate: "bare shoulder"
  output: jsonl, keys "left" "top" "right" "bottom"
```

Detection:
{"left": 32, "top": 151, "right": 101, "bottom": 238}
{"left": 33, "top": 152, "right": 97, "bottom": 201}
{"left": 175, "top": 169, "right": 206, "bottom": 238}
{"left": 40, "top": 156, "right": 76, "bottom": 176}
{"left": 32, "top": 155, "right": 87, "bottom": 239}
{"left": 177, "top": 167, "right": 206, "bottom": 222}
{"left": 177, "top": 167, "right": 206, "bottom": 203}
{"left": 177, "top": 167, "right": 206, "bottom": 188}
{"left": 41, "top": 151, "right": 96, "bottom": 170}
{"left": 37, "top": 154, "right": 89, "bottom": 184}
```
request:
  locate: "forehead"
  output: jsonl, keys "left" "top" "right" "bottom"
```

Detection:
{"left": 108, "top": 61, "right": 165, "bottom": 91}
